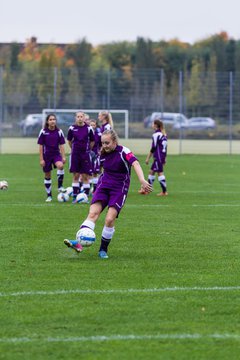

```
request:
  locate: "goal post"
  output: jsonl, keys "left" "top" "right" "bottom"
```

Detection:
{"left": 42, "top": 109, "right": 129, "bottom": 139}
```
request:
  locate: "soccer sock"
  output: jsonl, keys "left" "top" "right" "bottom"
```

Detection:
{"left": 99, "top": 226, "right": 115, "bottom": 253}
{"left": 79, "top": 180, "right": 83, "bottom": 191}
{"left": 72, "top": 182, "right": 80, "bottom": 198}
{"left": 158, "top": 175, "right": 167, "bottom": 193}
{"left": 80, "top": 220, "right": 95, "bottom": 231}
{"left": 148, "top": 175, "right": 155, "bottom": 185}
{"left": 83, "top": 183, "right": 90, "bottom": 195}
{"left": 44, "top": 178, "right": 52, "bottom": 197}
{"left": 57, "top": 169, "right": 64, "bottom": 189}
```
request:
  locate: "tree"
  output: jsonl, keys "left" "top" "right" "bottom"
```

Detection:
{"left": 135, "top": 37, "right": 155, "bottom": 68}
{"left": 65, "top": 38, "right": 92, "bottom": 69}
{"left": 64, "top": 67, "right": 83, "bottom": 107}
{"left": 185, "top": 59, "right": 203, "bottom": 115}
{"left": 37, "top": 45, "right": 63, "bottom": 108}
{"left": 4, "top": 70, "right": 31, "bottom": 121}
{"left": 9, "top": 42, "right": 21, "bottom": 70}
{"left": 98, "top": 41, "right": 134, "bottom": 70}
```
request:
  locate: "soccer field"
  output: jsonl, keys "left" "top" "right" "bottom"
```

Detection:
{"left": 1, "top": 154, "right": 240, "bottom": 359}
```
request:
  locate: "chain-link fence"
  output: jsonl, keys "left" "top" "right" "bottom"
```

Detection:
{"left": 0, "top": 66, "right": 239, "bottom": 143}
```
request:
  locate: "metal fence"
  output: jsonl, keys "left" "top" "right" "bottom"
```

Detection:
{"left": 0, "top": 66, "right": 239, "bottom": 143}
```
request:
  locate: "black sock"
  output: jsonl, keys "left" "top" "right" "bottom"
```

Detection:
{"left": 99, "top": 236, "right": 111, "bottom": 252}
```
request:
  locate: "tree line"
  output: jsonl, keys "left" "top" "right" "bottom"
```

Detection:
{"left": 0, "top": 32, "right": 239, "bottom": 123}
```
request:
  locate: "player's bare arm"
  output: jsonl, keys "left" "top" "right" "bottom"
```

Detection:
{"left": 132, "top": 160, "right": 152, "bottom": 193}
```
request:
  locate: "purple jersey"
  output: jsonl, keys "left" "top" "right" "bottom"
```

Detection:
{"left": 98, "top": 145, "right": 137, "bottom": 192}
{"left": 91, "top": 145, "right": 138, "bottom": 214}
{"left": 37, "top": 128, "right": 65, "bottom": 155}
{"left": 150, "top": 130, "right": 167, "bottom": 164}
{"left": 99, "top": 123, "right": 112, "bottom": 135}
{"left": 92, "top": 127, "right": 101, "bottom": 154}
{"left": 67, "top": 124, "right": 94, "bottom": 153}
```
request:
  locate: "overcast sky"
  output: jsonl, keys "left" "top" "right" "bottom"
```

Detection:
{"left": 1, "top": 0, "right": 239, "bottom": 45}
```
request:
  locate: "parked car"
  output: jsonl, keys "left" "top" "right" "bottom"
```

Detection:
{"left": 173, "top": 117, "right": 216, "bottom": 130}
{"left": 20, "top": 114, "right": 43, "bottom": 136}
{"left": 144, "top": 112, "right": 188, "bottom": 128}
{"left": 19, "top": 113, "right": 73, "bottom": 136}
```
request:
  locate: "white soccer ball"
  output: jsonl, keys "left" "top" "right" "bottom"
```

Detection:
{"left": 0, "top": 180, "right": 8, "bottom": 190}
{"left": 76, "top": 228, "right": 96, "bottom": 247}
{"left": 57, "top": 192, "right": 70, "bottom": 202}
{"left": 66, "top": 186, "right": 73, "bottom": 197}
{"left": 76, "top": 192, "right": 89, "bottom": 204}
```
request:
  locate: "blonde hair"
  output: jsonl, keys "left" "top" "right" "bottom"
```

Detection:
{"left": 99, "top": 110, "right": 114, "bottom": 129}
{"left": 100, "top": 129, "right": 118, "bottom": 154}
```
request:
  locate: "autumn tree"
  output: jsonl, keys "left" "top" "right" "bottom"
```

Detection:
{"left": 37, "top": 45, "right": 64, "bottom": 108}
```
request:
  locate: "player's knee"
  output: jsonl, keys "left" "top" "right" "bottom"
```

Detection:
{"left": 105, "top": 215, "right": 115, "bottom": 227}
{"left": 57, "top": 163, "right": 64, "bottom": 170}
{"left": 88, "top": 209, "right": 100, "bottom": 221}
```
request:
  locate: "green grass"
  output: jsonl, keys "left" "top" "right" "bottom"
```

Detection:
{"left": 1, "top": 154, "right": 240, "bottom": 359}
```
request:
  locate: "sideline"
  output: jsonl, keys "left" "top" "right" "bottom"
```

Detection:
{"left": 1, "top": 138, "right": 240, "bottom": 154}
{"left": 1, "top": 286, "right": 240, "bottom": 297}
{"left": 1, "top": 333, "right": 240, "bottom": 344}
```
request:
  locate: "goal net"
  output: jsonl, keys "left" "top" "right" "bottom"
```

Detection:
{"left": 42, "top": 109, "right": 129, "bottom": 139}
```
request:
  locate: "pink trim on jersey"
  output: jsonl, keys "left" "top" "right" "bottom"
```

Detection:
{"left": 125, "top": 152, "right": 134, "bottom": 161}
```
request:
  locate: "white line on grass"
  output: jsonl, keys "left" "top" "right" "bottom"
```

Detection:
{"left": 1, "top": 333, "right": 240, "bottom": 343}
{"left": 1, "top": 286, "right": 240, "bottom": 298}
{"left": 1, "top": 203, "right": 240, "bottom": 208}
{"left": 127, "top": 204, "right": 240, "bottom": 208}
{"left": 192, "top": 204, "right": 240, "bottom": 207}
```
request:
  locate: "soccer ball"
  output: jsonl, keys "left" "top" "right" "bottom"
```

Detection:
{"left": 57, "top": 192, "right": 70, "bottom": 202}
{"left": 66, "top": 186, "right": 73, "bottom": 197}
{"left": 0, "top": 180, "right": 8, "bottom": 190}
{"left": 76, "top": 192, "right": 89, "bottom": 204}
{"left": 76, "top": 228, "right": 96, "bottom": 247}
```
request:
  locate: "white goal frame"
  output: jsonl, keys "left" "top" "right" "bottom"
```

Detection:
{"left": 42, "top": 109, "right": 129, "bottom": 139}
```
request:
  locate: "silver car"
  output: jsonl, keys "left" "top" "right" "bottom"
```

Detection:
{"left": 173, "top": 117, "right": 216, "bottom": 130}
{"left": 20, "top": 114, "right": 43, "bottom": 136}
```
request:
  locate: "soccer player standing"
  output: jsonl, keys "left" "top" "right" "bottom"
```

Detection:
{"left": 67, "top": 111, "right": 95, "bottom": 202}
{"left": 98, "top": 110, "right": 113, "bottom": 133}
{"left": 64, "top": 129, "right": 152, "bottom": 258}
{"left": 89, "top": 119, "right": 102, "bottom": 194}
{"left": 37, "top": 114, "right": 66, "bottom": 202}
{"left": 139, "top": 119, "right": 168, "bottom": 196}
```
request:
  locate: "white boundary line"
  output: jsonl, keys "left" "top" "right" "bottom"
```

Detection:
{"left": 1, "top": 286, "right": 240, "bottom": 298}
{"left": 1, "top": 333, "right": 240, "bottom": 343}
{"left": 2, "top": 203, "right": 240, "bottom": 208}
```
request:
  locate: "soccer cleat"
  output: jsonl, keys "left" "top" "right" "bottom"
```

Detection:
{"left": 98, "top": 250, "right": 109, "bottom": 259}
{"left": 58, "top": 187, "right": 66, "bottom": 193}
{"left": 157, "top": 192, "right": 168, "bottom": 196}
{"left": 64, "top": 239, "right": 83, "bottom": 253}
{"left": 45, "top": 196, "right": 52, "bottom": 202}
{"left": 72, "top": 198, "right": 78, "bottom": 204}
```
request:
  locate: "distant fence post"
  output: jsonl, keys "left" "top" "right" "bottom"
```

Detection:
{"left": 179, "top": 71, "right": 183, "bottom": 155}
{"left": 0, "top": 66, "right": 3, "bottom": 154}
{"left": 53, "top": 67, "right": 57, "bottom": 111}
{"left": 229, "top": 71, "right": 233, "bottom": 155}
{"left": 160, "top": 68, "right": 164, "bottom": 114}
{"left": 107, "top": 70, "right": 111, "bottom": 110}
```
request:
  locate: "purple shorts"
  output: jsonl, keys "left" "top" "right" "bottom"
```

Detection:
{"left": 91, "top": 186, "right": 127, "bottom": 215}
{"left": 69, "top": 152, "right": 93, "bottom": 175}
{"left": 151, "top": 159, "right": 164, "bottom": 173}
{"left": 43, "top": 153, "right": 63, "bottom": 173}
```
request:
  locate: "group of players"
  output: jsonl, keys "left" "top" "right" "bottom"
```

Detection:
{"left": 37, "top": 110, "right": 112, "bottom": 203}
{"left": 37, "top": 110, "right": 168, "bottom": 258}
